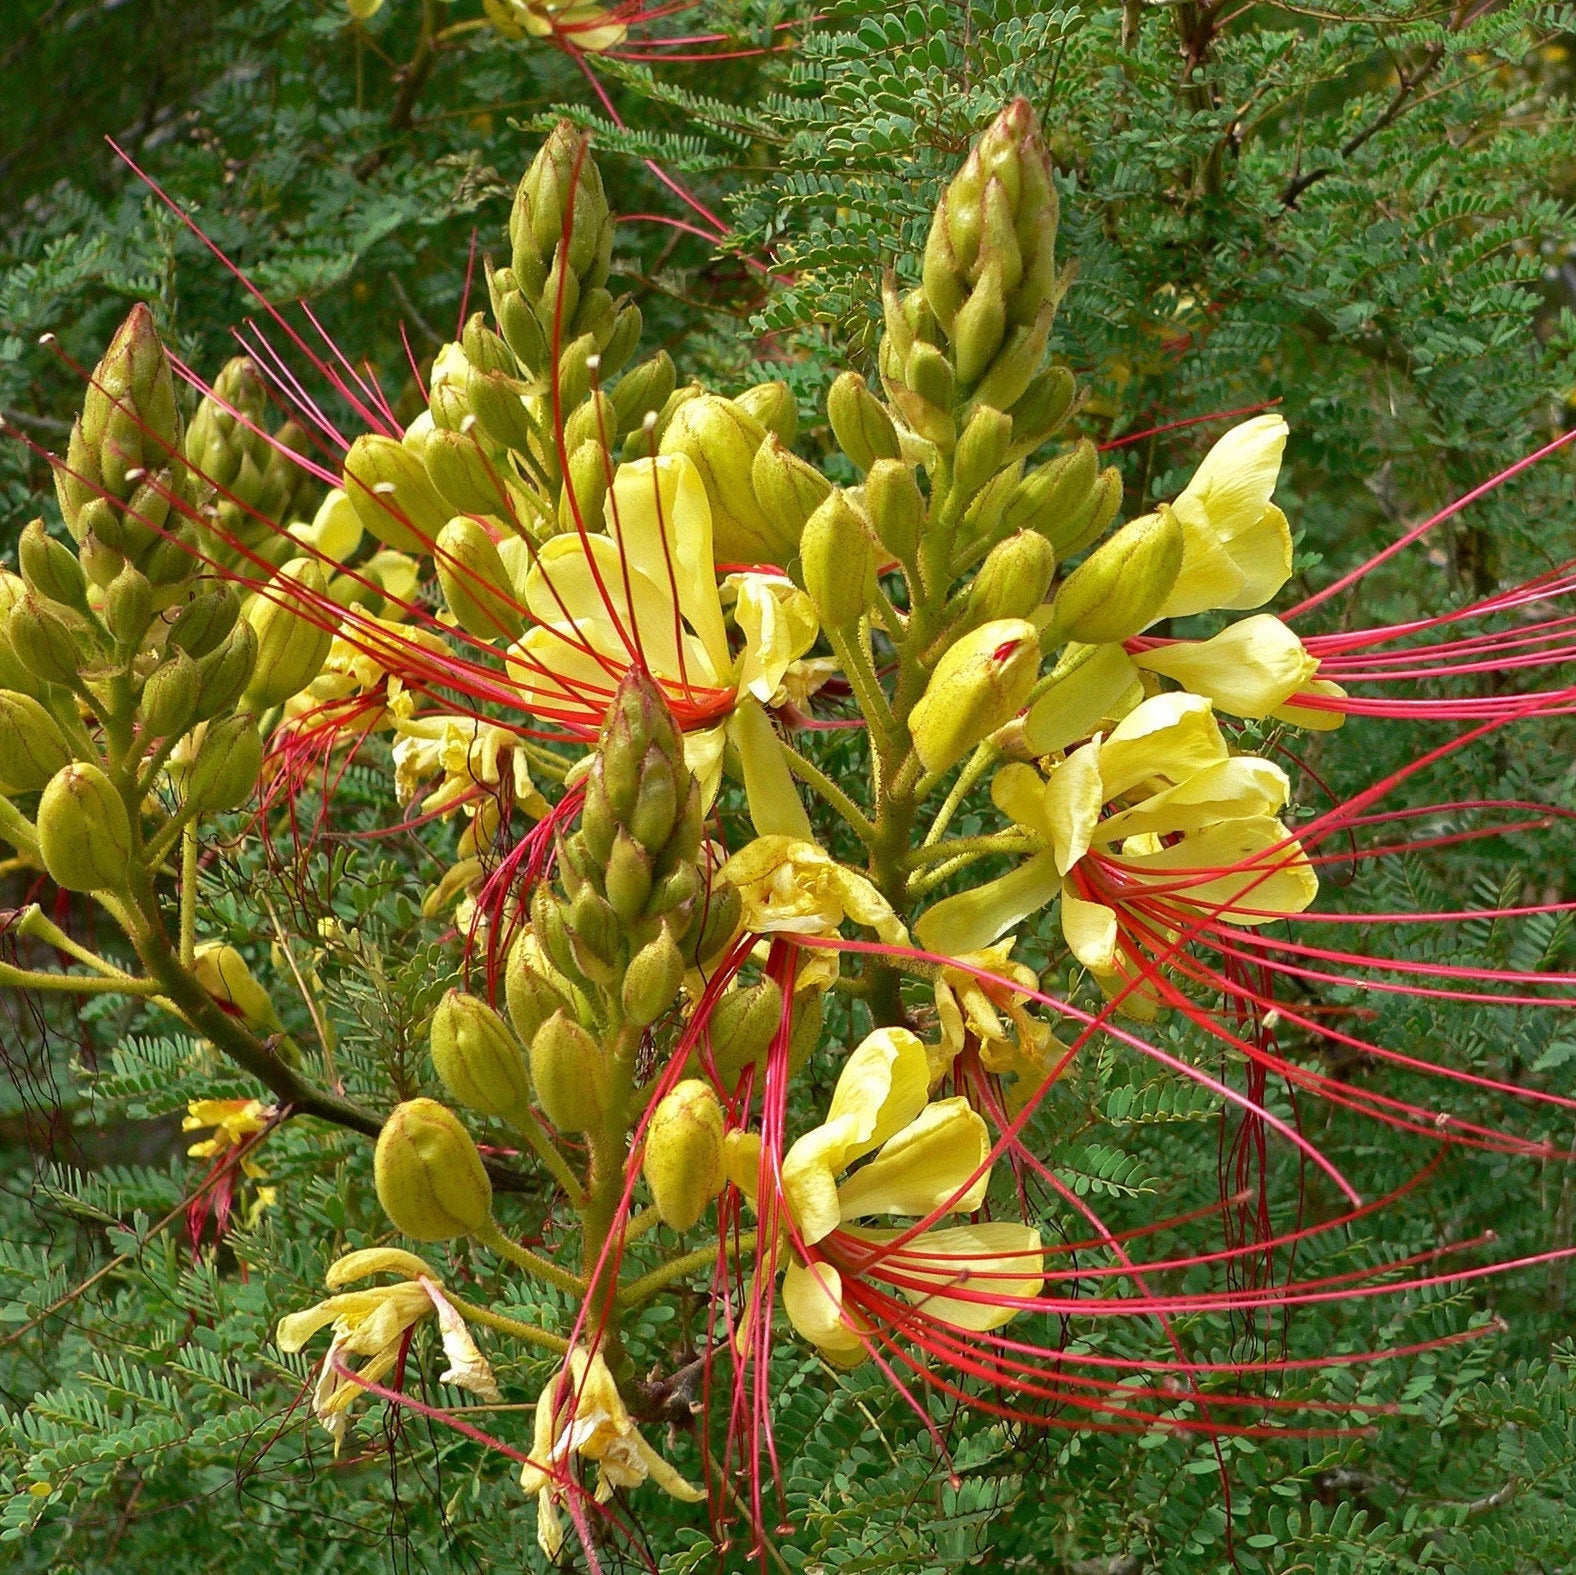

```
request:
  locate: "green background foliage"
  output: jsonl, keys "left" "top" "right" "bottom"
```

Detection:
{"left": 3, "top": 1, "right": 1576, "bottom": 1570}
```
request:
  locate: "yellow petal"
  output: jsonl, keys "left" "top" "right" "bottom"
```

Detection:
{"left": 914, "top": 849, "right": 1063, "bottom": 956}
{"left": 1023, "top": 640, "right": 1144, "bottom": 756}
{"left": 1096, "top": 692, "right": 1226, "bottom": 799}
{"left": 1271, "top": 677, "right": 1348, "bottom": 731}
{"left": 854, "top": 1221, "right": 1043, "bottom": 1331}
{"left": 1118, "top": 817, "right": 1318, "bottom": 920}
{"left": 834, "top": 1097, "right": 991, "bottom": 1222}
{"left": 1131, "top": 614, "right": 1318, "bottom": 719}
{"left": 1039, "top": 743, "right": 1104, "bottom": 874}
{"left": 1095, "top": 756, "right": 1290, "bottom": 845}
{"left": 1059, "top": 886, "right": 1119, "bottom": 972}
{"left": 728, "top": 699, "right": 812, "bottom": 840}
{"left": 1174, "top": 415, "right": 1287, "bottom": 544}
{"left": 730, "top": 574, "right": 818, "bottom": 705}
{"left": 781, "top": 1258, "right": 865, "bottom": 1360}
{"left": 326, "top": 1247, "right": 436, "bottom": 1289}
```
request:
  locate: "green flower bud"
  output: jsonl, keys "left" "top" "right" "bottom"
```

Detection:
{"left": 604, "top": 829, "right": 655, "bottom": 925}
{"left": 431, "top": 990, "right": 533, "bottom": 1124}
{"left": 787, "top": 987, "right": 823, "bottom": 1077}
{"left": 532, "top": 882, "right": 588, "bottom": 990}
{"left": 103, "top": 564, "right": 154, "bottom": 645}
{"left": 910, "top": 617, "right": 1041, "bottom": 776}
{"left": 1045, "top": 507, "right": 1184, "bottom": 646}
{"left": 558, "top": 439, "right": 611, "bottom": 535}
{"left": 1006, "top": 365, "right": 1078, "bottom": 453}
{"left": 434, "top": 517, "right": 524, "bottom": 640}
{"left": 504, "top": 935, "right": 571, "bottom": 1045}
{"left": 242, "top": 558, "right": 334, "bottom": 710}
{"left": 627, "top": 750, "right": 679, "bottom": 852}
{"left": 166, "top": 582, "right": 241, "bottom": 660}
{"left": 0, "top": 692, "right": 73, "bottom": 794}
{"left": 374, "top": 1098, "right": 494, "bottom": 1242}
{"left": 492, "top": 280, "right": 551, "bottom": 375}
{"left": 659, "top": 396, "right": 793, "bottom": 563}
{"left": 1055, "top": 466, "right": 1123, "bottom": 558}
{"left": 958, "top": 459, "right": 1023, "bottom": 549}
{"left": 1004, "top": 441, "right": 1096, "bottom": 544}
{"left": 420, "top": 426, "right": 510, "bottom": 517}
{"left": 642, "top": 1079, "right": 726, "bottom": 1230}
{"left": 37, "top": 762, "right": 132, "bottom": 892}
{"left": 567, "top": 884, "right": 623, "bottom": 983}
{"left": 735, "top": 381, "right": 797, "bottom": 446}
{"left": 707, "top": 976, "right": 783, "bottom": 1087}
{"left": 864, "top": 459, "right": 925, "bottom": 566}
{"left": 800, "top": 491, "right": 876, "bottom": 634}
{"left": 892, "top": 342, "right": 957, "bottom": 449}
{"left": 343, "top": 434, "right": 451, "bottom": 553}
{"left": 78, "top": 531, "right": 124, "bottom": 591}
{"left": 827, "top": 372, "right": 901, "bottom": 473}
{"left": 193, "top": 619, "right": 259, "bottom": 720}
{"left": 56, "top": 304, "right": 186, "bottom": 546}
{"left": 751, "top": 434, "right": 832, "bottom": 544}
{"left": 511, "top": 121, "right": 611, "bottom": 297}
{"left": 680, "top": 877, "right": 741, "bottom": 967}
{"left": 966, "top": 532, "right": 1056, "bottom": 625}
{"left": 971, "top": 305, "right": 1055, "bottom": 416}
{"left": 139, "top": 649, "right": 201, "bottom": 737}
{"left": 562, "top": 390, "right": 616, "bottom": 459}
{"left": 19, "top": 521, "right": 87, "bottom": 613}
{"left": 529, "top": 1010, "right": 606, "bottom": 1132}
{"left": 954, "top": 405, "right": 1013, "bottom": 500}
{"left": 953, "top": 257, "right": 1007, "bottom": 388}
{"left": 462, "top": 312, "right": 517, "bottom": 377}
{"left": 0, "top": 573, "right": 42, "bottom": 694}
{"left": 599, "top": 302, "right": 642, "bottom": 379}
{"left": 611, "top": 352, "right": 677, "bottom": 439}
{"left": 142, "top": 521, "right": 201, "bottom": 593}
{"left": 182, "top": 712, "right": 263, "bottom": 812}
{"left": 467, "top": 365, "right": 535, "bottom": 453}
{"left": 7, "top": 594, "right": 86, "bottom": 687}
{"left": 622, "top": 924, "right": 685, "bottom": 1029}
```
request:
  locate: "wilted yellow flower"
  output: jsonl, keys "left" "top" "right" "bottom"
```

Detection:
{"left": 519, "top": 1346, "right": 704, "bottom": 1559}
{"left": 728, "top": 1028, "right": 1042, "bottom": 1363}
{"left": 933, "top": 939, "right": 1056, "bottom": 1086}
{"left": 184, "top": 1098, "right": 275, "bottom": 1177}
{"left": 720, "top": 835, "right": 907, "bottom": 947}
{"left": 391, "top": 712, "right": 549, "bottom": 819}
{"left": 275, "top": 1247, "right": 499, "bottom": 1453}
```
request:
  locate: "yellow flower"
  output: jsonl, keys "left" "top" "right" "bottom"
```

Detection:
{"left": 728, "top": 1028, "right": 1042, "bottom": 1363}
{"left": 483, "top": 0, "right": 629, "bottom": 51}
{"left": 508, "top": 454, "right": 817, "bottom": 812}
{"left": 720, "top": 835, "right": 908, "bottom": 949}
{"left": 391, "top": 712, "right": 549, "bottom": 819}
{"left": 919, "top": 693, "right": 1317, "bottom": 1004}
{"left": 184, "top": 1098, "right": 274, "bottom": 1177}
{"left": 275, "top": 1247, "right": 499, "bottom": 1453}
{"left": 933, "top": 939, "right": 1056, "bottom": 1087}
{"left": 1155, "top": 414, "right": 1293, "bottom": 620}
{"left": 519, "top": 1346, "right": 704, "bottom": 1559}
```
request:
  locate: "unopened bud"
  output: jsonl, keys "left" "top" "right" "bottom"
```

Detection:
{"left": 431, "top": 990, "right": 533, "bottom": 1124}
{"left": 374, "top": 1098, "right": 494, "bottom": 1242}
{"left": 7, "top": 594, "right": 85, "bottom": 687}
{"left": 242, "top": 558, "right": 334, "bottom": 709}
{"left": 1046, "top": 507, "right": 1184, "bottom": 645}
{"left": 0, "top": 574, "right": 42, "bottom": 694}
{"left": 971, "top": 305, "right": 1055, "bottom": 415}
{"left": 182, "top": 712, "right": 263, "bottom": 812}
{"left": 421, "top": 425, "right": 510, "bottom": 517}
{"left": 642, "top": 1080, "right": 726, "bottom": 1230}
{"left": 434, "top": 517, "right": 523, "bottom": 640}
{"left": 192, "top": 941, "right": 284, "bottom": 1033}
{"left": 504, "top": 936, "right": 571, "bottom": 1045}
{"left": 910, "top": 617, "right": 1040, "bottom": 775}
{"left": 680, "top": 877, "right": 742, "bottom": 967}
{"left": 343, "top": 433, "right": 451, "bottom": 553}
{"left": 558, "top": 439, "right": 611, "bottom": 535}
{"left": 37, "top": 762, "right": 132, "bottom": 892}
{"left": 599, "top": 302, "right": 642, "bottom": 378}
{"left": 827, "top": 373, "right": 901, "bottom": 473}
{"left": 953, "top": 258, "right": 1007, "bottom": 388}
{"left": 707, "top": 977, "right": 783, "bottom": 1086}
{"left": 751, "top": 434, "right": 831, "bottom": 542}
{"left": 660, "top": 396, "right": 792, "bottom": 563}
{"left": 611, "top": 352, "right": 677, "bottom": 439}
{"left": 166, "top": 582, "right": 241, "bottom": 660}
{"left": 103, "top": 564, "right": 154, "bottom": 644}
{"left": 603, "top": 829, "right": 655, "bottom": 924}
{"left": 529, "top": 1010, "right": 605, "bottom": 1132}
{"left": 621, "top": 925, "right": 685, "bottom": 1028}
{"left": 1007, "top": 365, "right": 1077, "bottom": 451}
{"left": 800, "top": 491, "right": 876, "bottom": 634}
{"left": 193, "top": 619, "right": 259, "bottom": 719}
{"left": 865, "top": 459, "right": 925, "bottom": 565}
{"left": 0, "top": 692, "right": 73, "bottom": 794}
{"left": 140, "top": 649, "right": 201, "bottom": 737}
{"left": 19, "top": 521, "right": 87, "bottom": 612}
{"left": 510, "top": 120, "right": 611, "bottom": 296}
{"left": 78, "top": 531, "right": 124, "bottom": 591}
{"left": 953, "top": 405, "right": 1013, "bottom": 499}
{"left": 467, "top": 365, "right": 534, "bottom": 453}
{"left": 890, "top": 343, "right": 956, "bottom": 448}
{"left": 966, "top": 532, "right": 1055, "bottom": 624}
{"left": 735, "top": 381, "right": 797, "bottom": 446}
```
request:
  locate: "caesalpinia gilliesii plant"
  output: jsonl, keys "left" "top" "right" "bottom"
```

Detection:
{"left": 7, "top": 100, "right": 1576, "bottom": 1566}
